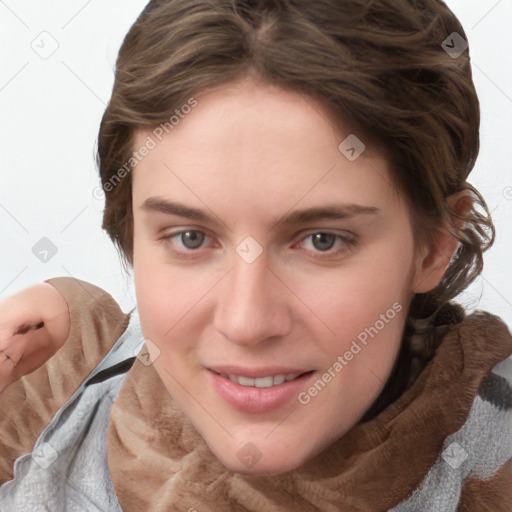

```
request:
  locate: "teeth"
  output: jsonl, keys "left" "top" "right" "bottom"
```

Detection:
{"left": 221, "top": 372, "right": 302, "bottom": 387}
{"left": 239, "top": 376, "right": 260, "bottom": 387}
{"left": 273, "top": 374, "right": 286, "bottom": 385}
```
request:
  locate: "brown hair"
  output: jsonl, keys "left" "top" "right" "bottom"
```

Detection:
{"left": 97, "top": 0, "right": 494, "bottom": 417}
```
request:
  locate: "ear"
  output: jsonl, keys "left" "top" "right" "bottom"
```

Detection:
{"left": 412, "top": 190, "right": 473, "bottom": 294}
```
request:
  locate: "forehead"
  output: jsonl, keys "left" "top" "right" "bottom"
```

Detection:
{"left": 130, "top": 79, "right": 402, "bottom": 219}
{"left": 136, "top": 79, "right": 347, "bottom": 157}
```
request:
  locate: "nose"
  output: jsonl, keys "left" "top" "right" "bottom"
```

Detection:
{"left": 213, "top": 251, "right": 293, "bottom": 347}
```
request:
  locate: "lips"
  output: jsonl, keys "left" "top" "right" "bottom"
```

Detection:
{"left": 208, "top": 367, "right": 316, "bottom": 414}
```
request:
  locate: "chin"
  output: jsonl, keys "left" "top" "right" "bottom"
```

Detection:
{"left": 214, "top": 449, "right": 309, "bottom": 477}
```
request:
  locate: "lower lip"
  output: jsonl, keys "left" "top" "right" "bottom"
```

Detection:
{"left": 208, "top": 369, "right": 315, "bottom": 414}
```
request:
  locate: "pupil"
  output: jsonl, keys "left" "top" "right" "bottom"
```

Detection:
{"left": 182, "top": 231, "right": 204, "bottom": 249}
{"left": 312, "top": 233, "right": 335, "bottom": 251}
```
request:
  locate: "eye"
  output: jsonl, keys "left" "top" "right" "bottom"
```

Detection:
{"left": 297, "top": 231, "right": 355, "bottom": 257}
{"left": 159, "top": 229, "right": 213, "bottom": 257}
{"left": 176, "top": 230, "right": 206, "bottom": 250}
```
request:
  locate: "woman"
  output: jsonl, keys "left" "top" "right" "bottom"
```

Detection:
{"left": 1, "top": 0, "right": 511, "bottom": 510}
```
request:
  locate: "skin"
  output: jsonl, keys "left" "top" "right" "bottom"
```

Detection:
{"left": 0, "top": 283, "right": 70, "bottom": 393}
{"left": 131, "top": 77, "right": 459, "bottom": 476}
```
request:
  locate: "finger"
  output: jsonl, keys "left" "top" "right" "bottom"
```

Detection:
{"left": 0, "top": 321, "right": 45, "bottom": 352}
{"left": 1, "top": 352, "right": 17, "bottom": 367}
{"left": 0, "top": 333, "right": 30, "bottom": 363}
{"left": 0, "top": 332, "right": 17, "bottom": 353}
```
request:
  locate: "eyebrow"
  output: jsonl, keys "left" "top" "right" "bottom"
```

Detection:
{"left": 140, "top": 197, "right": 380, "bottom": 225}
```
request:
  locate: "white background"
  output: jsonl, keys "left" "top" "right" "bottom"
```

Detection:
{"left": 1, "top": 1, "right": 511, "bottom": 328}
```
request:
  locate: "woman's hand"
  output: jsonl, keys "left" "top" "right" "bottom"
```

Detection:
{"left": 0, "top": 283, "right": 70, "bottom": 394}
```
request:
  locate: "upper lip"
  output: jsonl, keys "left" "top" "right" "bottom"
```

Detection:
{"left": 208, "top": 365, "right": 313, "bottom": 378}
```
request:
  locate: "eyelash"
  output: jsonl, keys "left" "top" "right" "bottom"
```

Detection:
{"left": 158, "top": 229, "right": 356, "bottom": 260}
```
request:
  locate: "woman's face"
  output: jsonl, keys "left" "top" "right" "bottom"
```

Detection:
{"left": 131, "top": 78, "right": 429, "bottom": 475}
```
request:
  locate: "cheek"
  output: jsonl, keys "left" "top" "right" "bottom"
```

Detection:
{"left": 294, "top": 236, "right": 415, "bottom": 361}
{"left": 134, "top": 265, "right": 185, "bottom": 341}
{"left": 133, "top": 239, "right": 177, "bottom": 344}
{"left": 132, "top": 241, "right": 218, "bottom": 358}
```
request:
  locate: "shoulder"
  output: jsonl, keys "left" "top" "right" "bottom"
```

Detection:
{"left": 389, "top": 309, "right": 512, "bottom": 512}
{"left": 454, "top": 356, "right": 512, "bottom": 511}
{"left": 0, "top": 277, "right": 132, "bottom": 485}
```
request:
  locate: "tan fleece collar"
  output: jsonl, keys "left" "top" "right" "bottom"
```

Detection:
{"left": 107, "top": 311, "right": 512, "bottom": 512}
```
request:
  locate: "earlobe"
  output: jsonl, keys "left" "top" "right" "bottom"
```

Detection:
{"left": 412, "top": 189, "right": 473, "bottom": 294}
